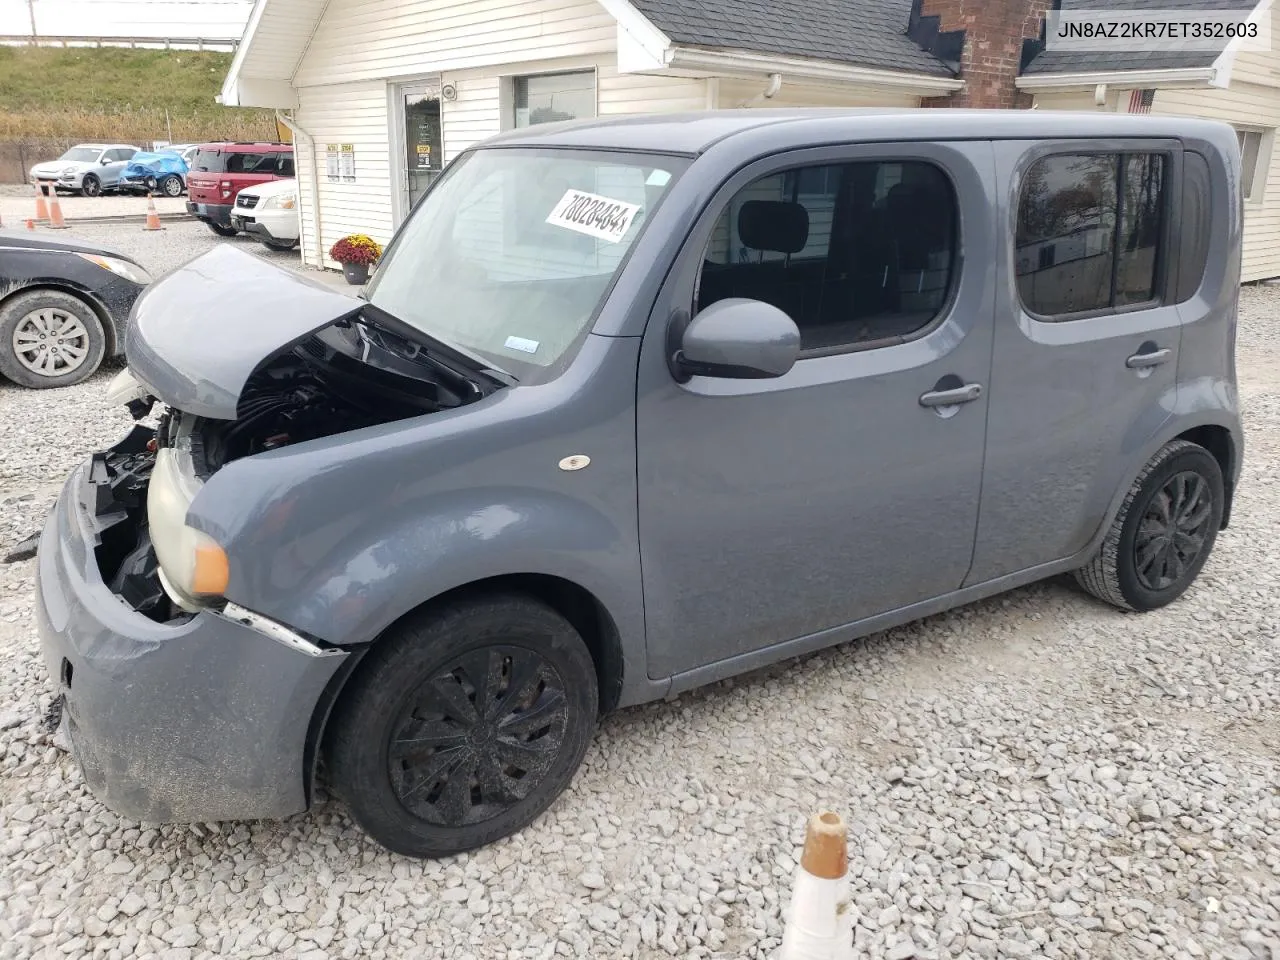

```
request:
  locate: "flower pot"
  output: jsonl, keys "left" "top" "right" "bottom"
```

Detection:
{"left": 342, "top": 261, "right": 370, "bottom": 285}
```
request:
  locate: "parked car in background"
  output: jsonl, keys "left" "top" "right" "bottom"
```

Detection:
{"left": 165, "top": 143, "right": 201, "bottom": 167}
{"left": 28, "top": 144, "right": 141, "bottom": 197}
{"left": 119, "top": 150, "right": 190, "bottom": 197}
{"left": 230, "top": 178, "right": 300, "bottom": 251}
{"left": 32, "top": 111, "right": 1243, "bottom": 859}
{"left": 185, "top": 142, "right": 295, "bottom": 237}
{"left": 0, "top": 230, "right": 150, "bottom": 388}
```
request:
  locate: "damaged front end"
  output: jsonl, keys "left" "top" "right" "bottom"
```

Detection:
{"left": 91, "top": 245, "right": 506, "bottom": 621}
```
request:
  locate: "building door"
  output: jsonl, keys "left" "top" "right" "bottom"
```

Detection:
{"left": 400, "top": 80, "right": 442, "bottom": 213}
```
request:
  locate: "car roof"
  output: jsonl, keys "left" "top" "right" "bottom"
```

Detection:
{"left": 481, "top": 108, "right": 1238, "bottom": 156}
{"left": 73, "top": 143, "right": 137, "bottom": 150}
{"left": 194, "top": 141, "right": 292, "bottom": 152}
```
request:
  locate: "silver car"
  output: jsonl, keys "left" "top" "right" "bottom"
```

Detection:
{"left": 29, "top": 143, "right": 140, "bottom": 197}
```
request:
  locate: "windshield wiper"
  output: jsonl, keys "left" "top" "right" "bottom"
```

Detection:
{"left": 357, "top": 301, "right": 518, "bottom": 388}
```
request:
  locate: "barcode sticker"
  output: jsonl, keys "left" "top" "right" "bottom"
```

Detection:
{"left": 546, "top": 189, "right": 642, "bottom": 244}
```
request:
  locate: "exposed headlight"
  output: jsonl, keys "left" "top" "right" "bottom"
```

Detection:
{"left": 62, "top": 165, "right": 77, "bottom": 175}
{"left": 148, "top": 448, "right": 229, "bottom": 609}
{"left": 261, "top": 193, "right": 297, "bottom": 210}
{"left": 76, "top": 253, "right": 152, "bottom": 285}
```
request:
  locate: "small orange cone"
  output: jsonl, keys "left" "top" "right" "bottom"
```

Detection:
{"left": 143, "top": 193, "right": 164, "bottom": 231}
{"left": 34, "top": 182, "right": 49, "bottom": 222}
{"left": 25, "top": 217, "right": 35, "bottom": 231}
{"left": 46, "top": 188, "right": 69, "bottom": 229}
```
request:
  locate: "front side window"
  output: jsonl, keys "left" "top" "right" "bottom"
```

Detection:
{"left": 697, "top": 160, "right": 957, "bottom": 352}
{"left": 365, "top": 148, "right": 687, "bottom": 384}
{"left": 1016, "top": 152, "right": 1166, "bottom": 318}
{"left": 513, "top": 71, "right": 596, "bottom": 128}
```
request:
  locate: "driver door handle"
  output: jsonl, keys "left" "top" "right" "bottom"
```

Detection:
{"left": 919, "top": 383, "right": 983, "bottom": 408}
{"left": 1126, "top": 348, "right": 1172, "bottom": 369}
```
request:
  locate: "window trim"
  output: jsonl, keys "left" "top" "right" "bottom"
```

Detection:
{"left": 1233, "top": 125, "right": 1272, "bottom": 205}
{"left": 691, "top": 152, "right": 964, "bottom": 360}
{"left": 1011, "top": 139, "right": 1183, "bottom": 325}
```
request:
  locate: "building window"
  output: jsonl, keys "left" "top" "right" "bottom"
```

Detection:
{"left": 1015, "top": 152, "right": 1166, "bottom": 318}
{"left": 1236, "top": 128, "right": 1269, "bottom": 201}
{"left": 697, "top": 160, "right": 957, "bottom": 353}
{"left": 513, "top": 71, "right": 596, "bottom": 128}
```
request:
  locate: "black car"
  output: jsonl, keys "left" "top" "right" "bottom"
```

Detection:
{"left": 0, "top": 231, "right": 151, "bottom": 388}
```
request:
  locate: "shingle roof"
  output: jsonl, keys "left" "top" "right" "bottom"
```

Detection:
{"left": 627, "top": 0, "right": 956, "bottom": 77}
{"left": 1022, "top": 0, "right": 1259, "bottom": 75}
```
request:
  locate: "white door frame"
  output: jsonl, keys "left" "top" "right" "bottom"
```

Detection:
{"left": 390, "top": 75, "right": 442, "bottom": 227}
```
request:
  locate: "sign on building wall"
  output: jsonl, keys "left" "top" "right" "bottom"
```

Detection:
{"left": 340, "top": 144, "right": 356, "bottom": 182}
{"left": 326, "top": 143, "right": 356, "bottom": 182}
{"left": 325, "top": 143, "right": 339, "bottom": 182}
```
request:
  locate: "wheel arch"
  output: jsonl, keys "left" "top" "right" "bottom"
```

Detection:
{"left": 302, "top": 573, "right": 626, "bottom": 808}
{"left": 0, "top": 281, "right": 118, "bottom": 356}
{"left": 1173, "top": 424, "right": 1237, "bottom": 528}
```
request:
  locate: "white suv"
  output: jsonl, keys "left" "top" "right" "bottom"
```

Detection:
{"left": 29, "top": 144, "right": 140, "bottom": 197}
{"left": 229, "top": 178, "right": 300, "bottom": 251}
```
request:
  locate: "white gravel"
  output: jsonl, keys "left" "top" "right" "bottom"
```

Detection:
{"left": 1, "top": 249, "right": 1279, "bottom": 960}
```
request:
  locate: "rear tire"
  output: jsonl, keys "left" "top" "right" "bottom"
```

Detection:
{"left": 159, "top": 174, "right": 183, "bottom": 198}
{"left": 0, "top": 289, "right": 106, "bottom": 389}
{"left": 326, "top": 593, "right": 598, "bottom": 859}
{"left": 1074, "top": 440, "right": 1223, "bottom": 611}
{"left": 263, "top": 239, "right": 298, "bottom": 252}
{"left": 80, "top": 174, "right": 101, "bottom": 198}
{"left": 206, "top": 222, "right": 237, "bottom": 237}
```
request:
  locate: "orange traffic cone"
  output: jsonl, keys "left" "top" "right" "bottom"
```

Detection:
{"left": 33, "top": 182, "right": 49, "bottom": 222}
{"left": 25, "top": 217, "right": 35, "bottom": 231}
{"left": 778, "top": 812, "right": 855, "bottom": 960}
{"left": 142, "top": 193, "right": 164, "bottom": 231}
{"left": 46, "top": 188, "right": 69, "bottom": 229}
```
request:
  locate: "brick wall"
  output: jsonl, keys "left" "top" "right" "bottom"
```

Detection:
{"left": 920, "top": 0, "right": 1050, "bottom": 109}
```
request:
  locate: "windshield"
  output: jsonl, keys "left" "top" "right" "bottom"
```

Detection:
{"left": 60, "top": 147, "right": 100, "bottom": 163}
{"left": 365, "top": 147, "right": 688, "bottom": 384}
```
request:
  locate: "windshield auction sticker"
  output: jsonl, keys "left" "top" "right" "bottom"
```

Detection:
{"left": 546, "top": 189, "right": 642, "bottom": 244}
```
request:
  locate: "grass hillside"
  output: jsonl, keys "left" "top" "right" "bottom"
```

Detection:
{"left": 0, "top": 46, "right": 277, "bottom": 141}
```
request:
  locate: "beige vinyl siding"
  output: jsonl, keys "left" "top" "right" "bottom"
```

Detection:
{"left": 294, "top": 80, "right": 394, "bottom": 268}
{"left": 1154, "top": 83, "right": 1280, "bottom": 281}
{"left": 293, "top": 0, "right": 614, "bottom": 87}
{"left": 714, "top": 79, "right": 920, "bottom": 109}
{"left": 441, "top": 76, "right": 502, "bottom": 163}
{"left": 236, "top": 0, "right": 324, "bottom": 80}
{"left": 1223, "top": 9, "right": 1280, "bottom": 89}
{"left": 597, "top": 65, "right": 708, "bottom": 115}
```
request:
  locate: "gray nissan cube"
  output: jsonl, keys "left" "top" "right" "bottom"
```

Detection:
{"left": 35, "top": 109, "right": 1243, "bottom": 858}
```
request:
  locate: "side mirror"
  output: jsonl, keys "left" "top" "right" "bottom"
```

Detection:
{"left": 100, "top": 157, "right": 112, "bottom": 165}
{"left": 670, "top": 298, "right": 801, "bottom": 382}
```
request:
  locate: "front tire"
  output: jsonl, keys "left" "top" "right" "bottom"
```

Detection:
{"left": 0, "top": 289, "right": 107, "bottom": 388}
{"left": 1074, "top": 440, "right": 1223, "bottom": 611}
{"left": 206, "top": 222, "right": 237, "bottom": 237}
{"left": 80, "top": 174, "right": 101, "bottom": 198}
{"left": 327, "top": 594, "right": 598, "bottom": 859}
{"left": 263, "top": 239, "right": 298, "bottom": 252}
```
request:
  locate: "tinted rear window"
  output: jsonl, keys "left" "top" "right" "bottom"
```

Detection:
{"left": 191, "top": 149, "right": 227, "bottom": 173}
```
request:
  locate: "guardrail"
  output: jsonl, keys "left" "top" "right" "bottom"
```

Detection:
{"left": 0, "top": 35, "right": 238, "bottom": 51}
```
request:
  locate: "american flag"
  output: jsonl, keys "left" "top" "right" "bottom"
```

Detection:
{"left": 1128, "top": 89, "right": 1156, "bottom": 113}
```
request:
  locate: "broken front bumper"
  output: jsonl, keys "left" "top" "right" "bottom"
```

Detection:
{"left": 34, "top": 450, "right": 349, "bottom": 824}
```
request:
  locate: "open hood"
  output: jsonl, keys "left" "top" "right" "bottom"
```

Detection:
{"left": 125, "top": 245, "right": 361, "bottom": 419}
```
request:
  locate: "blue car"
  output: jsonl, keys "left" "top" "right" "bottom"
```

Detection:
{"left": 119, "top": 150, "right": 190, "bottom": 198}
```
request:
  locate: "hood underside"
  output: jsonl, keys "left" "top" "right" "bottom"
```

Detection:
{"left": 125, "top": 245, "right": 362, "bottom": 419}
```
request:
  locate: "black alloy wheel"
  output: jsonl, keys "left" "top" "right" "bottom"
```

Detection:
{"left": 326, "top": 594, "right": 598, "bottom": 858}
{"left": 1132, "top": 471, "right": 1214, "bottom": 591}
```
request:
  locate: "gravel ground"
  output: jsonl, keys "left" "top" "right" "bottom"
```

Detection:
{"left": 0, "top": 244, "right": 1278, "bottom": 960}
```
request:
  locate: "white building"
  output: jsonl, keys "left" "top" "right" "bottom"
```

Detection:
{"left": 218, "top": 0, "right": 964, "bottom": 269}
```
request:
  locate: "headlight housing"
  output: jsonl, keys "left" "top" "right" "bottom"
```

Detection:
{"left": 62, "top": 165, "right": 78, "bottom": 175}
{"left": 261, "top": 193, "right": 297, "bottom": 210}
{"left": 148, "top": 447, "right": 229, "bottom": 610}
{"left": 76, "top": 253, "right": 152, "bottom": 285}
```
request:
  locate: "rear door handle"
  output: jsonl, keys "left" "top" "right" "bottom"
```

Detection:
{"left": 1126, "top": 348, "right": 1171, "bottom": 369}
{"left": 919, "top": 383, "right": 983, "bottom": 407}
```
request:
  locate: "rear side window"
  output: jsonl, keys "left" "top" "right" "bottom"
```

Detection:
{"left": 226, "top": 153, "right": 276, "bottom": 174}
{"left": 276, "top": 154, "right": 295, "bottom": 177}
{"left": 1016, "top": 152, "right": 1167, "bottom": 318}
